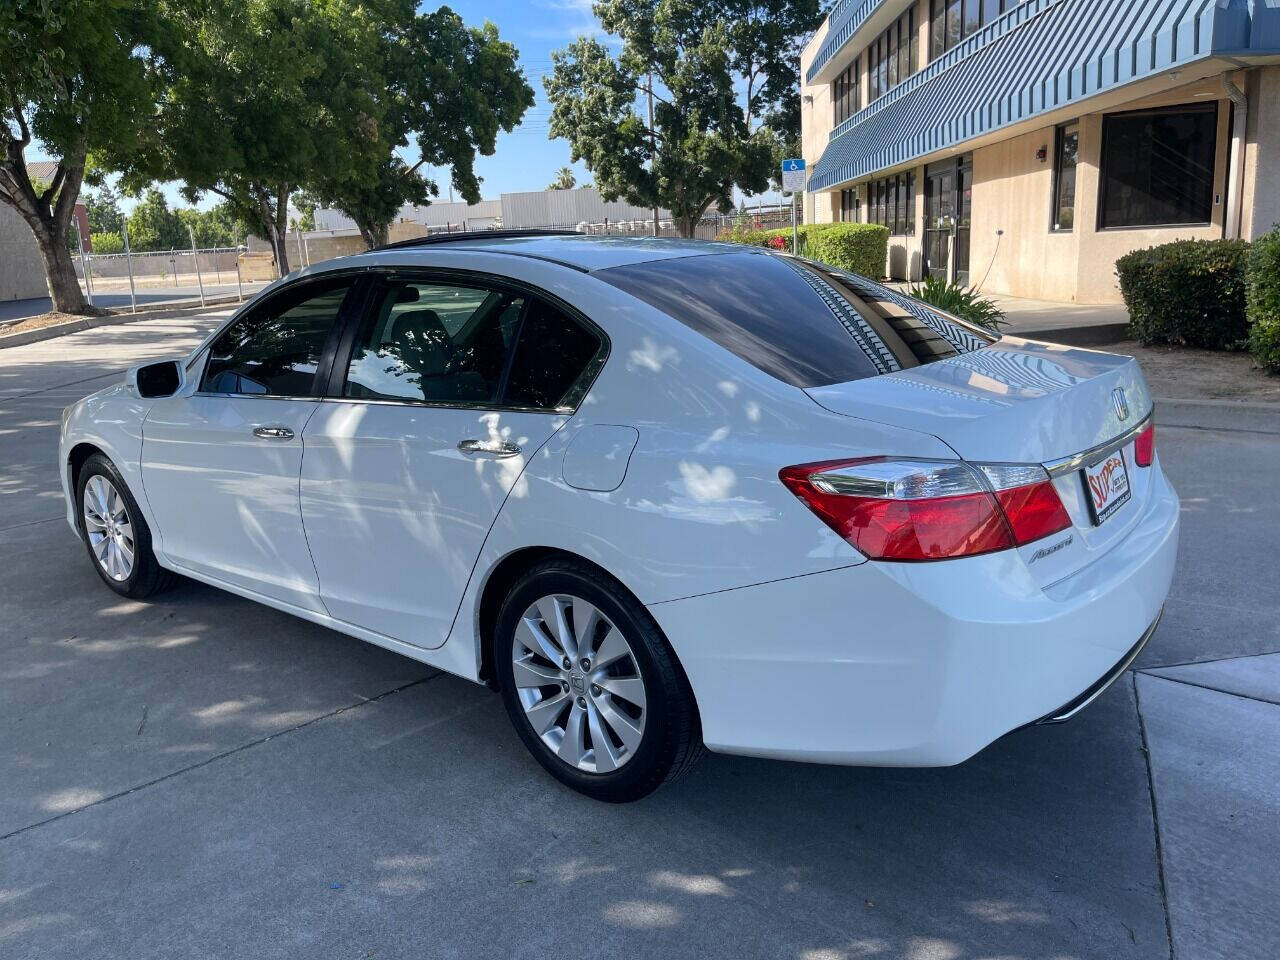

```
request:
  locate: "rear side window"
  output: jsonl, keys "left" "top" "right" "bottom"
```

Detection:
{"left": 504, "top": 299, "right": 602, "bottom": 409}
{"left": 596, "top": 252, "right": 993, "bottom": 388}
{"left": 344, "top": 280, "right": 524, "bottom": 404}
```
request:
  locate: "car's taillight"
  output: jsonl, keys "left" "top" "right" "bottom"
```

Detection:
{"left": 779, "top": 457, "right": 1071, "bottom": 562}
{"left": 1134, "top": 422, "right": 1155, "bottom": 467}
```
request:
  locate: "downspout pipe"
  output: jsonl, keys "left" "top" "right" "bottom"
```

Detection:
{"left": 1222, "top": 72, "right": 1248, "bottom": 240}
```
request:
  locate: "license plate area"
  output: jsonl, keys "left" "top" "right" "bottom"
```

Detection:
{"left": 1082, "top": 449, "right": 1131, "bottom": 526}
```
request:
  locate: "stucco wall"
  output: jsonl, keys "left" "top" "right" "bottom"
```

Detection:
{"left": 1242, "top": 66, "right": 1280, "bottom": 240}
{"left": 0, "top": 204, "right": 47, "bottom": 301}
{"left": 968, "top": 77, "right": 1233, "bottom": 303}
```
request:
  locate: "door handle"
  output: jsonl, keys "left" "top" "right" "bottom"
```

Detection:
{"left": 253, "top": 426, "right": 295, "bottom": 440}
{"left": 457, "top": 438, "right": 521, "bottom": 459}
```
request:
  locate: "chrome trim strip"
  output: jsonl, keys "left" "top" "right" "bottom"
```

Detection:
{"left": 1042, "top": 410, "right": 1153, "bottom": 477}
{"left": 1036, "top": 607, "right": 1163, "bottom": 724}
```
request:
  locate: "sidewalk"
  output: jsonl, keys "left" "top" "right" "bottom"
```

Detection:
{"left": 990, "top": 293, "right": 1130, "bottom": 345}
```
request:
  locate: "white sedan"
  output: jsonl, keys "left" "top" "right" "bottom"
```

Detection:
{"left": 59, "top": 232, "right": 1178, "bottom": 802}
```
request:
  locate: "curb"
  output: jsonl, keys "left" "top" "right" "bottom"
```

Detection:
{"left": 1014, "top": 321, "right": 1130, "bottom": 347}
{"left": 1154, "top": 397, "right": 1280, "bottom": 435}
{"left": 0, "top": 295, "right": 248, "bottom": 350}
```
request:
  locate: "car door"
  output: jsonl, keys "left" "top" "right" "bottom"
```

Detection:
{"left": 299, "top": 273, "right": 605, "bottom": 648}
{"left": 141, "top": 275, "right": 363, "bottom": 612}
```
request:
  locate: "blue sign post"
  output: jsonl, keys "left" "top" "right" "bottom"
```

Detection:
{"left": 781, "top": 159, "right": 806, "bottom": 253}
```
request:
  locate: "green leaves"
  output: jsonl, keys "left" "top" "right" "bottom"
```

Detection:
{"left": 908, "top": 275, "right": 1008, "bottom": 330}
{"left": 544, "top": 0, "right": 822, "bottom": 235}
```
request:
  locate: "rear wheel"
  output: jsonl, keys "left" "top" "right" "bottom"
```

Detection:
{"left": 494, "top": 559, "right": 702, "bottom": 802}
{"left": 77, "top": 453, "right": 174, "bottom": 599}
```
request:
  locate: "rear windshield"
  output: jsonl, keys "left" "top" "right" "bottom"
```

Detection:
{"left": 596, "top": 251, "right": 995, "bottom": 388}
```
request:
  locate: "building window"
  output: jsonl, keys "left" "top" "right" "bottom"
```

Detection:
{"left": 833, "top": 59, "right": 860, "bottom": 126}
{"left": 868, "top": 8, "right": 916, "bottom": 102}
{"left": 866, "top": 172, "right": 915, "bottom": 235}
{"left": 1051, "top": 123, "right": 1079, "bottom": 231}
{"left": 1099, "top": 103, "right": 1218, "bottom": 229}
{"left": 840, "top": 188, "right": 859, "bottom": 222}
{"left": 931, "top": 0, "right": 1019, "bottom": 59}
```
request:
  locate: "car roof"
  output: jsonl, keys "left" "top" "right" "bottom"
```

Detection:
{"left": 352, "top": 233, "right": 750, "bottom": 273}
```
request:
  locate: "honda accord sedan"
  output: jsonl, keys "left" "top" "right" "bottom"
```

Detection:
{"left": 59, "top": 231, "right": 1178, "bottom": 801}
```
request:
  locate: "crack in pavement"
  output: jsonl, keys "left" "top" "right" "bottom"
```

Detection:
{"left": 1132, "top": 672, "right": 1177, "bottom": 960}
{"left": 0, "top": 672, "right": 443, "bottom": 843}
{"left": 1134, "top": 669, "right": 1280, "bottom": 708}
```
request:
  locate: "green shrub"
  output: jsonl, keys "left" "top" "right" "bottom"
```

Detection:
{"left": 1246, "top": 225, "right": 1280, "bottom": 373}
{"left": 908, "top": 275, "right": 1006, "bottom": 330}
{"left": 718, "top": 222, "right": 889, "bottom": 278}
{"left": 1115, "top": 238, "right": 1249, "bottom": 349}
{"left": 89, "top": 231, "right": 124, "bottom": 255}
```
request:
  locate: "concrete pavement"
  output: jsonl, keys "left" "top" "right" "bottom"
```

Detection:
{"left": 1, "top": 309, "right": 1277, "bottom": 959}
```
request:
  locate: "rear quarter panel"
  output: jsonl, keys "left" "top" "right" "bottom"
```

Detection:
{"left": 435, "top": 259, "right": 962, "bottom": 680}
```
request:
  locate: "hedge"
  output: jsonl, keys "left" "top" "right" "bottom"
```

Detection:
{"left": 1246, "top": 225, "right": 1280, "bottom": 372}
{"left": 1115, "top": 238, "right": 1249, "bottom": 349}
{"left": 718, "top": 222, "right": 889, "bottom": 278}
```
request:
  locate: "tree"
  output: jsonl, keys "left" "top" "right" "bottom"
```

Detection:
{"left": 0, "top": 0, "right": 163, "bottom": 312}
{"left": 307, "top": 8, "right": 534, "bottom": 248}
{"left": 544, "top": 0, "right": 822, "bottom": 236}
{"left": 141, "top": 0, "right": 400, "bottom": 275}
{"left": 548, "top": 167, "right": 576, "bottom": 190}
{"left": 84, "top": 183, "right": 125, "bottom": 235}
{"left": 90, "top": 231, "right": 124, "bottom": 254}
{"left": 126, "top": 188, "right": 185, "bottom": 251}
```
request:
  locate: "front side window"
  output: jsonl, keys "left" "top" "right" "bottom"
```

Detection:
{"left": 202, "top": 280, "right": 352, "bottom": 396}
{"left": 1099, "top": 103, "right": 1218, "bottom": 229}
{"left": 1052, "top": 123, "right": 1079, "bottom": 231}
{"left": 344, "top": 280, "right": 524, "bottom": 404}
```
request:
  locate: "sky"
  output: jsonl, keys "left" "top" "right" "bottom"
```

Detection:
{"left": 31, "top": 0, "right": 784, "bottom": 214}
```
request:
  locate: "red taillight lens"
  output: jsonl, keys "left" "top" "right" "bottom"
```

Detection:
{"left": 993, "top": 479, "right": 1072, "bottom": 545}
{"left": 780, "top": 457, "right": 1071, "bottom": 562}
{"left": 1134, "top": 422, "right": 1155, "bottom": 467}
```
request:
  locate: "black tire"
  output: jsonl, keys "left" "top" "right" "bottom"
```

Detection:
{"left": 76, "top": 453, "right": 175, "bottom": 599}
{"left": 494, "top": 558, "right": 704, "bottom": 802}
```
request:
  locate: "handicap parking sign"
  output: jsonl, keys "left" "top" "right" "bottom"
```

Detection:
{"left": 781, "top": 158, "right": 806, "bottom": 193}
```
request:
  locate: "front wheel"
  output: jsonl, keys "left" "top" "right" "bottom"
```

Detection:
{"left": 494, "top": 560, "right": 703, "bottom": 802}
{"left": 76, "top": 453, "right": 174, "bottom": 599}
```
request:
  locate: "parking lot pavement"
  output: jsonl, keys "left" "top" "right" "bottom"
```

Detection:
{"left": 2, "top": 311, "right": 1278, "bottom": 959}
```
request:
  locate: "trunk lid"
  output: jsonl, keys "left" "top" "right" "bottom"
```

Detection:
{"left": 805, "top": 337, "right": 1157, "bottom": 587}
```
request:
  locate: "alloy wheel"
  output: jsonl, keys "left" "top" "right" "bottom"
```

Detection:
{"left": 83, "top": 475, "right": 135, "bottom": 582}
{"left": 511, "top": 593, "right": 648, "bottom": 774}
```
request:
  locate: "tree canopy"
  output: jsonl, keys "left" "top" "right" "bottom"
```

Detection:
{"left": 0, "top": 0, "right": 165, "bottom": 311}
{"left": 548, "top": 167, "right": 577, "bottom": 190}
{"left": 305, "top": 8, "right": 534, "bottom": 248}
{"left": 544, "top": 0, "right": 821, "bottom": 236}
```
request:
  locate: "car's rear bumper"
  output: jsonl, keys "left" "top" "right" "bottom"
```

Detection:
{"left": 647, "top": 463, "right": 1179, "bottom": 766}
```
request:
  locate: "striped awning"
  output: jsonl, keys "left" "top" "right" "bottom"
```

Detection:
{"left": 809, "top": 0, "right": 1278, "bottom": 193}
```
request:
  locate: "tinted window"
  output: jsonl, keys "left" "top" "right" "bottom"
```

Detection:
{"left": 1100, "top": 103, "right": 1217, "bottom": 228}
{"left": 344, "top": 280, "right": 524, "bottom": 404}
{"left": 203, "top": 280, "right": 351, "bottom": 396}
{"left": 598, "top": 253, "right": 989, "bottom": 387}
{"left": 599, "top": 253, "right": 887, "bottom": 387}
{"left": 505, "top": 298, "right": 601, "bottom": 409}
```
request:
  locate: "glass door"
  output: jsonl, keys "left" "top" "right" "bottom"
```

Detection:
{"left": 924, "top": 163, "right": 954, "bottom": 279}
{"left": 923, "top": 155, "right": 972, "bottom": 283}
{"left": 955, "top": 155, "right": 972, "bottom": 285}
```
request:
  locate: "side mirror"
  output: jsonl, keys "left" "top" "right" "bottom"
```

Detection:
{"left": 127, "top": 359, "right": 184, "bottom": 399}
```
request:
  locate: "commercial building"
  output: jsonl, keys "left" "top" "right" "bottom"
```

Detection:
{"left": 800, "top": 0, "right": 1280, "bottom": 303}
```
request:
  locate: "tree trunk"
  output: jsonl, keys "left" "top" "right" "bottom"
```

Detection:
{"left": 37, "top": 231, "right": 89, "bottom": 313}
{"left": 357, "top": 220, "right": 389, "bottom": 249}
{"left": 1, "top": 136, "right": 92, "bottom": 314}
